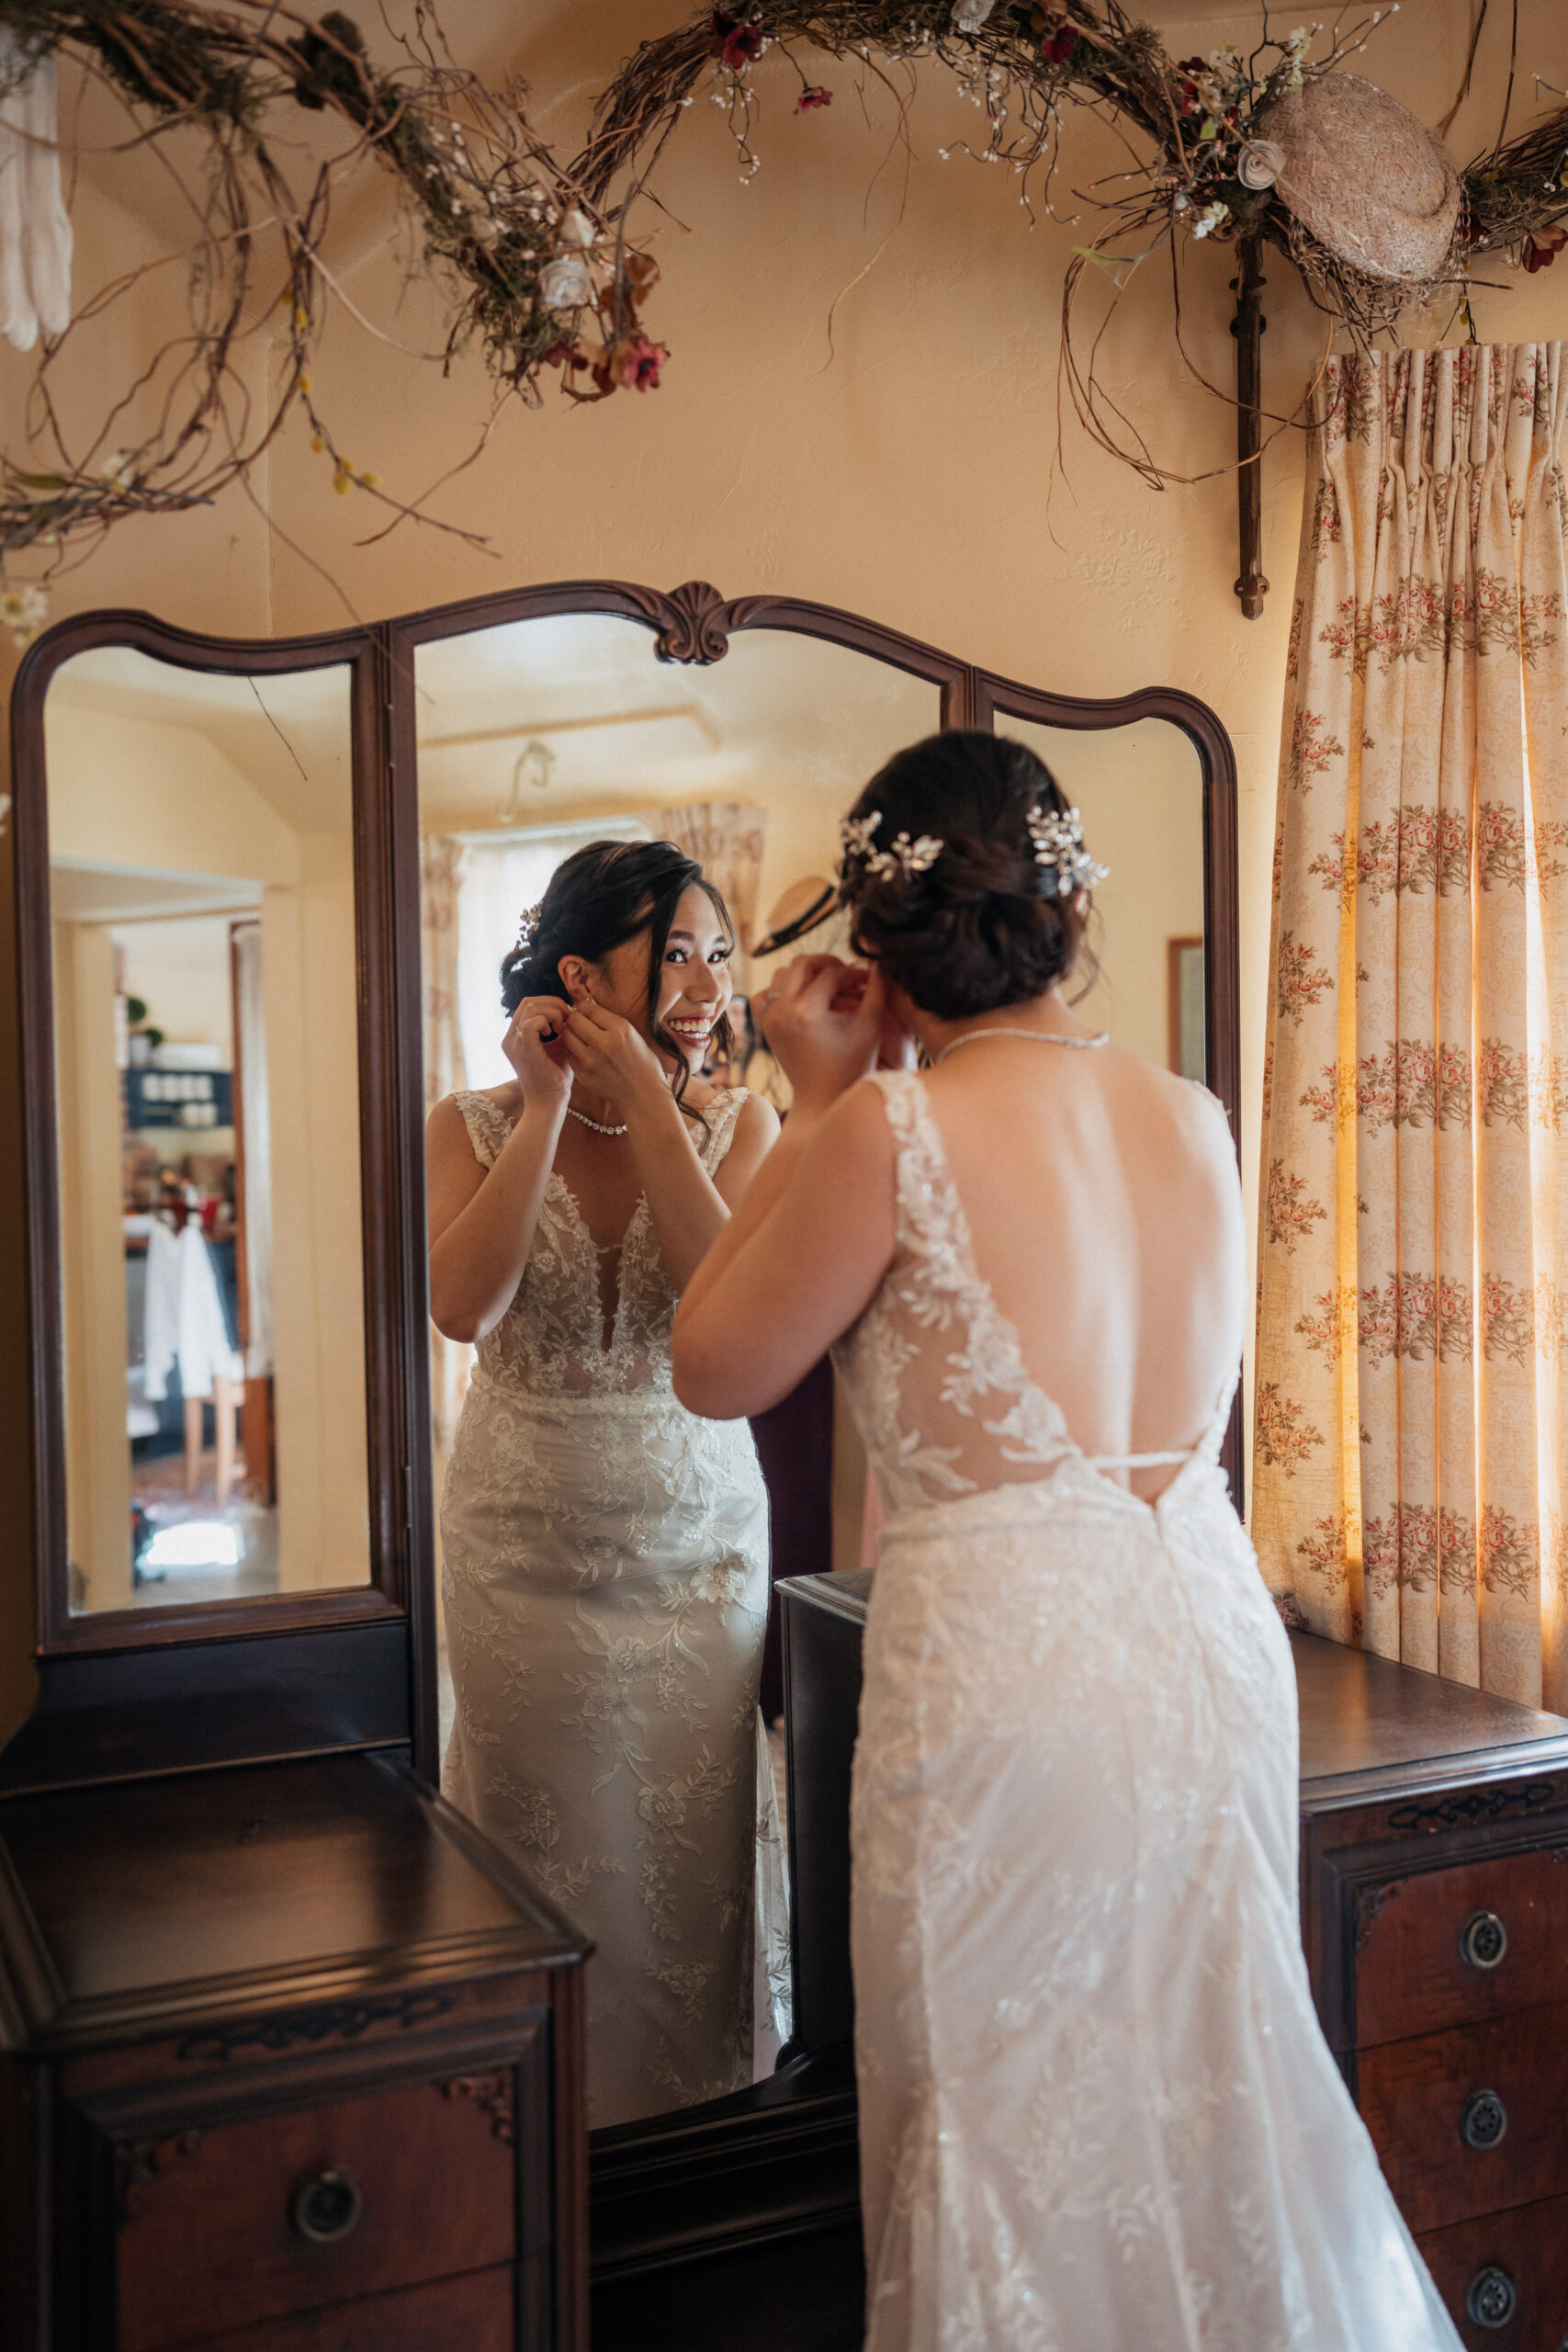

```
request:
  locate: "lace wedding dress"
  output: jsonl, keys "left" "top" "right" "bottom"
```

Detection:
{"left": 440, "top": 1087, "right": 791, "bottom": 2130}
{"left": 833, "top": 1070, "right": 1461, "bottom": 2352}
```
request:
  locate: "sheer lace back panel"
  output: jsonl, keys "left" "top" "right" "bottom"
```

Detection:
{"left": 451, "top": 1087, "right": 749, "bottom": 1399}
{"left": 832, "top": 1069, "right": 1235, "bottom": 1518}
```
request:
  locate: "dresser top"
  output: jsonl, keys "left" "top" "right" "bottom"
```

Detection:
{"left": 0, "top": 1751, "right": 589, "bottom": 2054}
{"left": 779, "top": 1574, "right": 1568, "bottom": 1804}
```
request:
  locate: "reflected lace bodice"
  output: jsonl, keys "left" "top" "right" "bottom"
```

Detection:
{"left": 831, "top": 1069, "right": 1235, "bottom": 1518}
{"left": 452, "top": 1087, "right": 748, "bottom": 1400}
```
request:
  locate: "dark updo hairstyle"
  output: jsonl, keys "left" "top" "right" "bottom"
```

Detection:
{"left": 838, "top": 731, "right": 1097, "bottom": 1019}
{"left": 499, "top": 839, "right": 735, "bottom": 1118}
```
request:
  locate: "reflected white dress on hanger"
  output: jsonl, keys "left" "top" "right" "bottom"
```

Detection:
{"left": 833, "top": 1071, "right": 1462, "bottom": 2352}
{"left": 441, "top": 1087, "right": 791, "bottom": 2130}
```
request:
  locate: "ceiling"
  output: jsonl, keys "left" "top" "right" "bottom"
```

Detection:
{"left": 413, "top": 611, "right": 944, "bottom": 831}
{"left": 46, "top": 645, "right": 354, "bottom": 839}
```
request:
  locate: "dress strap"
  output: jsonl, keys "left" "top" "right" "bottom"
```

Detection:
{"left": 696, "top": 1086, "right": 749, "bottom": 1169}
{"left": 1085, "top": 1448, "right": 1197, "bottom": 1471}
{"left": 451, "top": 1088, "right": 513, "bottom": 1170}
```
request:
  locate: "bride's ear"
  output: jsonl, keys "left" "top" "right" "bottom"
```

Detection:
{"left": 556, "top": 955, "right": 593, "bottom": 1004}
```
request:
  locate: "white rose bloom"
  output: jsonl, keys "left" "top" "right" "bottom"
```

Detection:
{"left": 951, "top": 0, "right": 997, "bottom": 27}
{"left": 559, "top": 209, "right": 598, "bottom": 249}
{"left": 540, "top": 255, "right": 593, "bottom": 310}
{"left": 1237, "top": 139, "right": 1286, "bottom": 191}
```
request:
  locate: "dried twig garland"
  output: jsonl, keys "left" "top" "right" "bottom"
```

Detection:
{"left": 0, "top": 0, "right": 667, "bottom": 598}
{"left": 578, "top": 3, "right": 1568, "bottom": 483}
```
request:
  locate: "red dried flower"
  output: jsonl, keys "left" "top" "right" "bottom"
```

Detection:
{"left": 1037, "top": 14, "right": 1077, "bottom": 64}
{"left": 796, "top": 84, "right": 832, "bottom": 111}
{"left": 1523, "top": 225, "right": 1568, "bottom": 274}
{"left": 707, "top": 11, "right": 763, "bottom": 69}
{"left": 593, "top": 334, "right": 670, "bottom": 394}
{"left": 542, "top": 342, "right": 584, "bottom": 369}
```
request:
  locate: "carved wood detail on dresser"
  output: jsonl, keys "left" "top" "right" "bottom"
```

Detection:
{"left": 0, "top": 1753, "right": 591, "bottom": 2350}
{"left": 780, "top": 1574, "right": 1568, "bottom": 2352}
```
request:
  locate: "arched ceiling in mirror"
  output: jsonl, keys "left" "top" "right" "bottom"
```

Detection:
{"left": 412, "top": 614, "right": 940, "bottom": 833}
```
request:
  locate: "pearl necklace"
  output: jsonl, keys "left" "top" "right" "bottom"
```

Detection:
{"left": 566, "top": 1103, "right": 628, "bottom": 1136}
{"left": 936, "top": 1025, "right": 1109, "bottom": 1065}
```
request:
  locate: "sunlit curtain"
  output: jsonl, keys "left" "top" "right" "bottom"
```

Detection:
{"left": 657, "top": 801, "right": 768, "bottom": 983}
{"left": 1254, "top": 344, "right": 1568, "bottom": 1710}
{"left": 421, "top": 834, "right": 470, "bottom": 1457}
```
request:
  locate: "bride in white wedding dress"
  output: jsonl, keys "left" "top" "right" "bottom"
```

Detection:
{"left": 427, "top": 840, "right": 789, "bottom": 2130}
{"left": 672, "top": 734, "right": 1461, "bottom": 2349}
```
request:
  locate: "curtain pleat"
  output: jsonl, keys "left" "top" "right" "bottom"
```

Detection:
{"left": 1255, "top": 345, "right": 1568, "bottom": 1709}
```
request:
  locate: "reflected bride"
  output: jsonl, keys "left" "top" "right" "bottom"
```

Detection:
{"left": 427, "top": 840, "right": 787, "bottom": 2129}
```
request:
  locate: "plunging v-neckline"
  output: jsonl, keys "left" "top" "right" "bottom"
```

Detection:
{"left": 896, "top": 1075, "right": 1231, "bottom": 1514}
{"left": 547, "top": 1172, "right": 649, "bottom": 1354}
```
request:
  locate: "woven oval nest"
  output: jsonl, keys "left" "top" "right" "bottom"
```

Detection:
{"left": 1262, "top": 73, "right": 1461, "bottom": 286}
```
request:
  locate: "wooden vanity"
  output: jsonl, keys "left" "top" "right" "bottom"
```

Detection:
{"left": 781, "top": 1570, "right": 1568, "bottom": 2352}
{"left": 0, "top": 1753, "right": 590, "bottom": 2351}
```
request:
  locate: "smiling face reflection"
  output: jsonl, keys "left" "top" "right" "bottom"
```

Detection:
{"left": 559, "top": 881, "right": 735, "bottom": 1072}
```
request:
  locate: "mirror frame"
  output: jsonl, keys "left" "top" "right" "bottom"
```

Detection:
{"left": 6, "top": 609, "right": 437, "bottom": 1785}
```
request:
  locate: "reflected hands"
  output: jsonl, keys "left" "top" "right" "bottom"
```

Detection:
{"left": 560, "top": 995, "right": 670, "bottom": 1114}
{"left": 754, "top": 956, "right": 904, "bottom": 1114}
{"left": 502, "top": 995, "right": 573, "bottom": 1110}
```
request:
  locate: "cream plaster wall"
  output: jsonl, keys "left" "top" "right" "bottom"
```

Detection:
{"left": 5, "top": 0, "right": 1568, "bottom": 1731}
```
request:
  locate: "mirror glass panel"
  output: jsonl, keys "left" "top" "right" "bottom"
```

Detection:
{"left": 45, "top": 647, "right": 371, "bottom": 1613}
{"left": 994, "top": 714, "right": 1207, "bottom": 1079}
{"left": 414, "top": 610, "right": 941, "bottom": 2128}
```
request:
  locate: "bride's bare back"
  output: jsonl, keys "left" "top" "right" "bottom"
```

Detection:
{"left": 925, "top": 1038, "right": 1244, "bottom": 1498}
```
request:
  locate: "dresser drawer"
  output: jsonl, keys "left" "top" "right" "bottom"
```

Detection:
{"left": 1416, "top": 2192, "right": 1568, "bottom": 2349}
{"left": 1355, "top": 1843, "right": 1568, "bottom": 2047}
{"left": 1356, "top": 2002, "right": 1568, "bottom": 2235}
{"left": 177, "top": 2264, "right": 513, "bottom": 2352}
{"left": 117, "top": 2071, "right": 517, "bottom": 2352}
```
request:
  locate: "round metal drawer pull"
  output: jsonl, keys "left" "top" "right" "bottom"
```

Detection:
{"left": 289, "top": 2165, "right": 364, "bottom": 2245}
{"left": 1461, "top": 2089, "right": 1508, "bottom": 2151}
{"left": 1466, "top": 2266, "right": 1518, "bottom": 2330}
{"left": 1460, "top": 1911, "right": 1508, "bottom": 1971}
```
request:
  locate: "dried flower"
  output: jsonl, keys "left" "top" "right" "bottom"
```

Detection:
{"left": 540, "top": 254, "right": 594, "bottom": 309}
{"left": 558, "top": 209, "right": 598, "bottom": 249}
{"left": 623, "top": 251, "right": 661, "bottom": 304}
{"left": 1523, "top": 225, "right": 1568, "bottom": 273}
{"left": 1192, "top": 199, "right": 1231, "bottom": 239}
{"left": 796, "top": 85, "right": 832, "bottom": 111}
{"left": 594, "top": 334, "right": 669, "bottom": 392}
{"left": 951, "top": 0, "right": 998, "bottom": 29}
{"left": 1237, "top": 139, "right": 1286, "bottom": 192}
{"left": 1, "top": 584, "right": 47, "bottom": 647}
{"left": 708, "top": 11, "right": 764, "bottom": 68}
{"left": 1029, "top": 9, "right": 1077, "bottom": 64}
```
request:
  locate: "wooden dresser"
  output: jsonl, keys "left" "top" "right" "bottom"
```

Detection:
{"left": 0, "top": 1751, "right": 591, "bottom": 2352}
{"left": 780, "top": 1571, "right": 1568, "bottom": 2350}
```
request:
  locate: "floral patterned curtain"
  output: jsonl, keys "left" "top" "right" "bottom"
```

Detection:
{"left": 1254, "top": 344, "right": 1568, "bottom": 1711}
{"left": 421, "top": 834, "right": 470, "bottom": 1457}
{"left": 656, "top": 800, "right": 768, "bottom": 985}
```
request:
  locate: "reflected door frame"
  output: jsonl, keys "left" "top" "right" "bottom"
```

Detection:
{"left": 9, "top": 608, "right": 436, "bottom": 1774}
{"left": 386, "top": 579, "right": 1241, "bottom": 1506}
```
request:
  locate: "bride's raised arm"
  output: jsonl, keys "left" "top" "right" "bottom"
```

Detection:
{"left": 672, "top": 956, "right": 897, "bottom": 1419}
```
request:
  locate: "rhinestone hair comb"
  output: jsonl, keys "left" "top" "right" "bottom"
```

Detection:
{"left": 1026, "top": 805, "right": 1109, "bottom": 899}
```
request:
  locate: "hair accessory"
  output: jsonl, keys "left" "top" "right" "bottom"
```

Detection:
{"left": 513, "top": 901, "right": 544, "bottom": 953}
{"left": 839, "top": 808, "right": 944, "bottom": 881}
{"left": 1026, "top": 805, "right": 1109, "bottom": 899}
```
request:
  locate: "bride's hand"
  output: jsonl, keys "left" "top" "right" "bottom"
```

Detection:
{"left": 754, "top": 956, "right": 886, "bottom": 1113}
{"left": 560, "top": 997, "right": 669, "bottom": 1112}
{"left": 502, "top": 996, "right": 573, "bottom": 1109}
